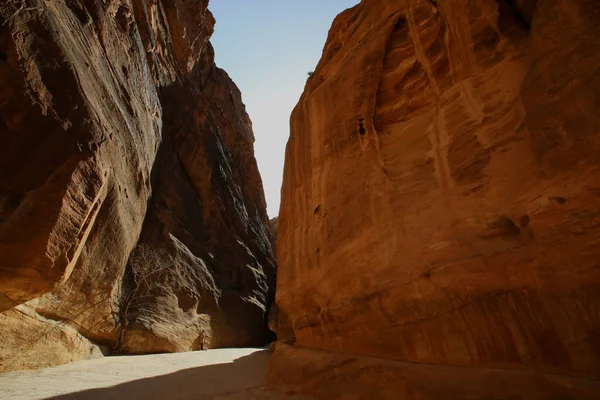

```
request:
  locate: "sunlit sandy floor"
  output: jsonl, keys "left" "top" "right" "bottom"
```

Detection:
{"left": 0, "top": 348, "right": 307, "bottom": 400}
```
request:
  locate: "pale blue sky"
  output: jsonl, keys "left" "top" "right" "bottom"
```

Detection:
{"left": 210, "top": 0, "right": 358, "bottom": 217}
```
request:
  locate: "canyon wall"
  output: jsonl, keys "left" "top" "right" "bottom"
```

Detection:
{"left": 0, "top": 0, "right": 274, "bottom": 372}
{"left": 272, "top": 0, "right": 600, "bottom": 398}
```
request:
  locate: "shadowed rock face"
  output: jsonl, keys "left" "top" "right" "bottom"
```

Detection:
{"left": 273, "top": 0, "right": 600, "bottom": 397}
{"left": 269, "top": 218, "right": 278, "bottom": 256}
{"left": 0, "top": 0, "right": 274, "bottom": 370}
{"left": 267, "top": 217, "right": 294, "bottom": 344}
{"left": 121, "top": 52, "right": 276, "bottom": 354}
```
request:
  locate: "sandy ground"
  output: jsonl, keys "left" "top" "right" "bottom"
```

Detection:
{"left": 0, "top": 348, "right": 308, "bottom": 400}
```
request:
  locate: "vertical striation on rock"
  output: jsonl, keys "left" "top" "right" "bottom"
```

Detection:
{"left": 0, "top": 0, "right": 274, "bottom": 371}
{"left": 267, "top": 217, "right": 294, "bottom": 344}
{"left": 272, "top": 0, "right": 600, "bottom": 397}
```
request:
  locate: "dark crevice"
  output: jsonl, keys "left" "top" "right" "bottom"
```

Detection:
{"left": 65, "top": 0, "right": 92, "bottom": 25}
{"left": 498, "top": 0, "right": 531, "bottom": 31}
{"left": 0, "top": 194, "right": 24, "bottom": 221}
{"left": 508, "top": 0, "right": 531, "bottom": 30}
{"left": 483, "top": 216, "right": 522, "bottom": 239}
{"left": 550, "top": 196, "right": 567, "bottom": 205}
{"left": 116, "top": 3, "right": 132, "bottom": 33}
{"left": 358, "top": 119, "right": 366, "bottom": 136}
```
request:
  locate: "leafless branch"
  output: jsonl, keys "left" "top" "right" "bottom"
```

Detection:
{"left": 113, "top": 245, "right": 202, "bottom": 351}
{"left": 1, "top": 0, "right": 36, "bottom": 26}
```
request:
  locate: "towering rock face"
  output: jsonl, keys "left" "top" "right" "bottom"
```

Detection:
{"left": 0, "top": 0, "right": 274, "bottom": 371}
{"left": 273, "top": 0, "right": 600, "bottom": 397}
{"left": 121, "top": 56, "right": 276, "bottom": 354}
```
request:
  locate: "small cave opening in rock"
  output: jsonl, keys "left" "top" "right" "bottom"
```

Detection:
{"left": 313, "top": 205, "right": 322, "bottom": 216}
{"left": 358, "top": 119, "right": 366, "bottom": 136}
{"left": 0, "top": 194, "right": 24, "bottom": 222}
{"left": 496, "top": 0, "right": 532, "bottom": 37}
{"left": 209, "top": 1, "right": 359, "bottom": 222}
{"left": 550, "top": 196, "right": 567, "bottom": 205}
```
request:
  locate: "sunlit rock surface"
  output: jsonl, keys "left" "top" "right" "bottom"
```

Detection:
{"left": 272, "top": 0, "right": 600, "bottom": 397}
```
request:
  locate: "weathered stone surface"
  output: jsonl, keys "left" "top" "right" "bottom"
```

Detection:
{"left": 274, "top": 0, "right": 600, "bottom": 393}
{"left": 268, "top": 343, "right": 600, "bottom": 400}
{"left": 0, "top": 0, "right": 274, "bottom": 370}
{"left": 0, "top": 304, "right": 103, "bottom": 373}
{"left": 0, "top": 0, "right": 160, "bottom": 314}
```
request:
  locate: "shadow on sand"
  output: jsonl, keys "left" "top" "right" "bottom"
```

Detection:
{"left": 46, "top": 350, "right": 271, "bottom": 400}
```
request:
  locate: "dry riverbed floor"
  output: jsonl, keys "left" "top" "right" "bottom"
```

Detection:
{"left": 0, "top": 348, "right": 308, "bottom": 400}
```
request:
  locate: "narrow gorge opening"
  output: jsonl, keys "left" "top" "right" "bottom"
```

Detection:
{"left": 209, "top": 1, "right": 359, "bottom": 218}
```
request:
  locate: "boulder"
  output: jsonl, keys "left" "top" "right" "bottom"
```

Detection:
{"left": 0, "top": 304, "right": 103, "bottom": 373}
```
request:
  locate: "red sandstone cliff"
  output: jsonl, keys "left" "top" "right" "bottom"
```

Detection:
{"left": 0, "top": 0, "right": 274, "bottom": 371}
{"left": 271, "top": 0, "right": 600, "bottom": 398}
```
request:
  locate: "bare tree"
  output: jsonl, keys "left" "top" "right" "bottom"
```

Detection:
{"left": 1, "top": 0, "right": 36, "bottom": 26}
{"left": 113, "top": 243, "right": 215, "bottom": 352}
{"left": 114, "top": 246, "right": 173, "bottom": 351}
